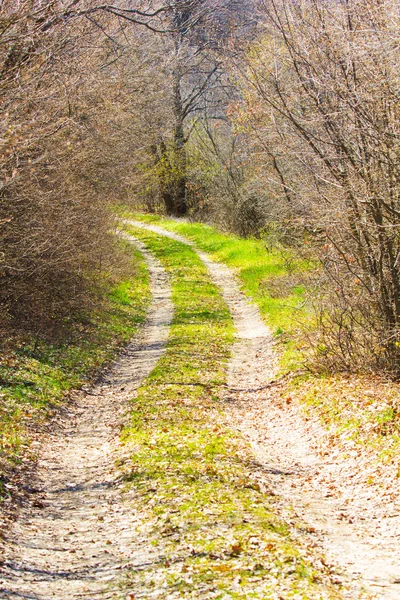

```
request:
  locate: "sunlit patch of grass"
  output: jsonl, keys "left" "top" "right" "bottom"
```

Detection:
{"left": 121, "top": 225, "right": 343, "bottom": 599}
{"left": 0, "top": 242, "right": 150, "bottom": 473}
{"left": 289, "top": 373, "right": 400, "bottom": 462}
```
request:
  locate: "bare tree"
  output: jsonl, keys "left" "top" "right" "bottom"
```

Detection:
{"left": 230, "top": 0, "right": 400, "bottom": 374}
{"left": 0, "top": 1, "right": 146, "bottom": 338}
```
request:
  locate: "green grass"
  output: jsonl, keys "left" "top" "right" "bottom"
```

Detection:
{"left": 0, "top": 242, "right": 150, "bottom": 475}
{"left": 126, "top": 212, "right": 313, "bottom": 373}
{"left": 120, "top": 225, "right": 342, "bottom": 599}
{"left": 289, "top": 373, "right": 400, "bottom": 463}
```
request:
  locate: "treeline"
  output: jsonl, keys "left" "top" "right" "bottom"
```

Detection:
{"left": 231, "top": 0, "right": 400, "bottom": 376}
{"left": 0, "top": 0, "right": 246, "bottom": 342}
{"left": 2, "top": 0, "right": 400, "bottom": 376}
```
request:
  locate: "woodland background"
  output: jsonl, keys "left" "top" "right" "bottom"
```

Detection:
{"left": 2, "top": 0, "right": 400, "bottom": 377}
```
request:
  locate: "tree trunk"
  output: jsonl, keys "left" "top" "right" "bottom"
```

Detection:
{"left": 172, "top": 62, "right": 187, "bottom": 216}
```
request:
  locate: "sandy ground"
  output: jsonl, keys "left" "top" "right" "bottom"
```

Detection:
{"left": 0, "top": 235, "right": 173, "bottom": 599}
{"left": 128, "top": 221, "right": 400, "bottom": 600}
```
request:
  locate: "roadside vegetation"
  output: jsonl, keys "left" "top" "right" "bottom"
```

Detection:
{"left": 3, "top": 0, "right": 399, "bottom": 449}
{"left": 2, "top": 0, "right": 399, "bottom": 593}
{"left": 121, "top": 225, "right": 342, "bottom": 599}
{"left": 0, "top": 242, "right": 150, "bottom": 492}
{"left": 3, "top": 1, "right": 400, "bottom": 379}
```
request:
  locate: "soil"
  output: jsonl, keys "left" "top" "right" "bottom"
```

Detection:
{"left": 2, "top": 221, "right": 400, "bottom": 599}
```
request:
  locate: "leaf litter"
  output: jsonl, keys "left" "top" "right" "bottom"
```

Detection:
{"left": 1, "top": 220, "right": 396, "bottom": 599}
{"left": 0, "top": 237, "right": 173, "bottom": 599}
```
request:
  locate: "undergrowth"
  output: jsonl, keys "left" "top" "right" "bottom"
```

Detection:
{"left": 121, "top": 225, "right": 342, "bottom": 599}
{"left": 0, "top": 241, "right": 150, "bottom": 481}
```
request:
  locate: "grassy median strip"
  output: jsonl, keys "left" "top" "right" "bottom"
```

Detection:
{"left": 121, "top": 225, "right": 341, "bottom": 599}
{"left": 0, "top": 241, "right": 150, "bottom": 480}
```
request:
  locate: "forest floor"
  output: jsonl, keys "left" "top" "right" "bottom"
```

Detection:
{"left": 0, "top": 218, "right": 399, "bottom": 599}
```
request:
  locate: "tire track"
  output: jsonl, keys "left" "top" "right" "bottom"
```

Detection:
{"left": 0, "top": 235, "right": 173, "bottom": 600}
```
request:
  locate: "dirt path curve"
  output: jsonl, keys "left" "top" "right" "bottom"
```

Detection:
{"left": 0, "top": 235, "right": 173, "bottom": 600}
{"left": 127, "top": 220, "right": 400, "bottom": 600}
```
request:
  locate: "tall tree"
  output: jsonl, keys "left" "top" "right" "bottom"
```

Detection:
{"left": 152, "top": 0, "right": 224, "bottom": 215}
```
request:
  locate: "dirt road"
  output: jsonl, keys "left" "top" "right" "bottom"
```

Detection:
{"left": 128, "top": 221, "right": 400, "bottom": 600}
{"left": 2, "top": 222, "right": 399, "bottom": 599}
